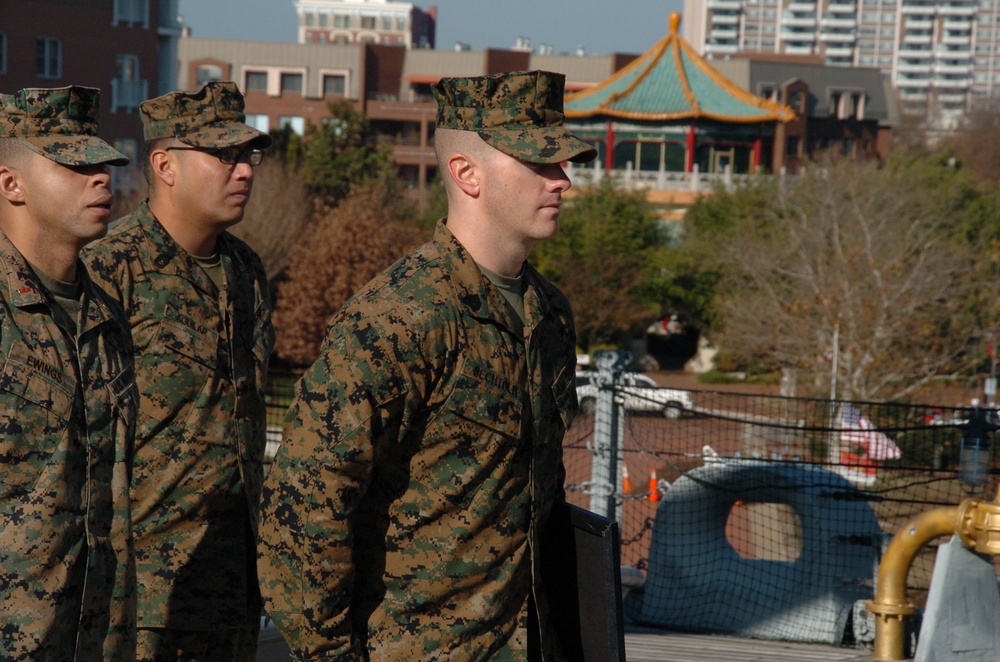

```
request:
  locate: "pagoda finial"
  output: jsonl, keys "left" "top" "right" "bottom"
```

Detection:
{"left": 669, "top": 12, "right": 681, "bottom": 36}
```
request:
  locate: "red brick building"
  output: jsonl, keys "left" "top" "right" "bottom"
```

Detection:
{"left": 0, "top": 0, "right": 182, "bottom": 164}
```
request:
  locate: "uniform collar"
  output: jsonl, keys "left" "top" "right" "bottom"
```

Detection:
{"left": 134, "top": 200, "right": 224, "bottom": 295}
{"left": 0, "top": 229, "right": 117, "bottom": 332}
{"left": 433, "top": 220, "right": 549, "bottom": 335}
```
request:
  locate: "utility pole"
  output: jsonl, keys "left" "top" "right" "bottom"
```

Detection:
{"left": 588, "top": 349, "right": 630, "bottom": 521}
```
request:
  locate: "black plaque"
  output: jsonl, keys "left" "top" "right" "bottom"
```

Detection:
{"left": 541, "top": 500, "right": 626, "bottom": 662}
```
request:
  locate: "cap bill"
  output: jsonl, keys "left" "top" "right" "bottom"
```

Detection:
{"left": 20, "top": 135, "right": 130, "bottom": 166}
{"left": 178, "top": 123, "right": 273, "bottom": 150}
{"left": 479, "top": 125, "right": 597, "bottom": 164}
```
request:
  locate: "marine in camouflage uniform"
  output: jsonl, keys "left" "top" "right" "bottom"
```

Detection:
{"left": 258, "top": 70, "right": 597, "bottom": 660}
{"left": 82, "top": 82, "right": 274, "bottom": 661}
{"left": 0, "top": 87, "right": 138, "bottom": 660}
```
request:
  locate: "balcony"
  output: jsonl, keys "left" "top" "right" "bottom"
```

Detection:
{"left": 934, "top": 77, "right": 972, "bottom": 89}
{"left": 825, "top": 45, "right": 854, "bottom": 57}
{"left": 935, "top": 61, "right": 972, "bottom": 74}
{"left": 941, "top": 33, "right": 972, "bottom": 46}
{"left": 710, "top": 27, "right": 739, "bottom": 39}
{"left": 820, "top": 30, "right": 856, "bottom": 42}
{"left": 827, "top": 2, "right": 856, "bottom": 14}
{"left": 782, "top": 12, "right": 818, "bottom": 27}
{"left": 785, "top": 44, "right": 817, "bottom": 54}
{"left": 938, "top": 91, "right": 967, "bottom": 103}
{"left": 820, "top": 15, "right": 856, "bottom": 28}
{"left": 899, "top": 81, "right": 933, "bottom": 91}
{"left": 705, "top": 42, "right": 740, "bottom": 54}
{"left": 781, "top": 30, "right": 818, "bottom": 42}
{"left": 899, "top": 2, "right": 936, "bottom": 13}
{"left": 898, "top": 47, "right": 933, "bottom": 58}
{"left": 712, "top": 13, "right": 740, "bottom": 25}
{"left": 902, "top": 33, "right": 933, "bottom": 44}
{"left": 943, "top": 18, "right": 973, "bottom": 30}
{"left": 111, "top": 78, "right": 148, "bottom": 113}
{"left": 905, "top": 18, "right": 932, "bottom": 30}
{"left": 787, "top": 0, "right": 817, "bottom": 11}
{"left": 897, "top": 61, "right": 932, "bottom": 73}
{"left": 707, "top": 0, "right": 743, "bottom": 9}
{"left": 938, "top": 3, "right": 976, "bottom": 16}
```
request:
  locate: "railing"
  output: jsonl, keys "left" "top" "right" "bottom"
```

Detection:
{"left": 566, "top": 161, "right": 781, "bottom": 194}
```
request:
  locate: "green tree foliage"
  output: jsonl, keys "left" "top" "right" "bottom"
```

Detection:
{"left": 272, "top": 173, "right": 429, "bottom": 365}
{"left": 280, "top": 99, "right": 394, "bottom": 204}
{"left": 531, "top": 178, "right": 672, "bottom": 351}
{"left": 676, "top": 152, "right": 999, "bottom": 400}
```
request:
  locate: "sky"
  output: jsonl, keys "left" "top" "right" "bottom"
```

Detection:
{"left": 177, "top": 0, "right": 685, "bottom": 56}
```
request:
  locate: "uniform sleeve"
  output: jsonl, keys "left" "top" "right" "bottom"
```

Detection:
{"left": 257, "top": 317, "right": 409, "bottom": 660}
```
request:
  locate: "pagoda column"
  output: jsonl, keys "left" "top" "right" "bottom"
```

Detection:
{"left": 685, "top": 124, "right": 696, "bottom": 173}
{"left": 753, "top": 136, "right": 762, "bottom": 172}
{"left": 605, "top": 121, "right": 616, "bottom": 171}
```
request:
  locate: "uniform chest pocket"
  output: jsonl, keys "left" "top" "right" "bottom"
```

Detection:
{"left": 416, "top": 367, "right": 524, "bottom": 510}
{"left": 147, "top": 306, "right": 219, "bottom": 372}
{"left": 0, "top": 354, "right": 75, "bottom": 499}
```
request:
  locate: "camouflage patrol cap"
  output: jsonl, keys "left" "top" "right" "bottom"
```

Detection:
{"left": 0, "top": 86, "right": 129, "bottom": 166}
{"left": 140, "top": 80, "right": 272, "bottom": 149}
{"left": 432, "top": 70, "right": 596, "bottom": 164}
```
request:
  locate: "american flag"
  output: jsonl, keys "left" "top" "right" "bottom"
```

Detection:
{"left": 841, "top": 404, "right": 902, "bottom": 461}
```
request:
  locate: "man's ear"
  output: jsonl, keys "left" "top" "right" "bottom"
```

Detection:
{"left": 447, "top": 153, "right": 480, "bottom": 198}
{"left": 0, "top": 165, "right": 26, "bottom": 204}
{"left": 148, "top": 148, "right": 176, "bottom": 187}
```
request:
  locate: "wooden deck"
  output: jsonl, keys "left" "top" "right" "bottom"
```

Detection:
{"left": 625, "top": 627, "right": 875, "bottom": 662}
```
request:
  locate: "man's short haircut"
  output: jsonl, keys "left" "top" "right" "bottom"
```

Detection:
{"left": 434, "top": 128, "right": 497, "bottom": 194}
{"left": 141, "top": 138, "right": 172, "bottom": 186}
{"left": 0, "top": 137, "right": 31, "bottom": 168}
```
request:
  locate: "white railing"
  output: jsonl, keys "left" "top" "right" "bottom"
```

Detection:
{"left": 566, "top": 161, "right": 791, "bottom": 194}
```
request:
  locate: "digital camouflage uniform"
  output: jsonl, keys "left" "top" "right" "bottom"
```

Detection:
{"left": 84, "top": 200, "right": 274, "bottom": 631}
{"left": 0, "top": 87, "right": 138, "bottom": 660}
{"left": 258, "top": 71, "right": 597, "bottom": 661}
{"left": 81, "top": 81, "right": 275, "bottom": 643}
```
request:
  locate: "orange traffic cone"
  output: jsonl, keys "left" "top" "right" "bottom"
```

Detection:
{"left": 622, "top": 464, "right": 633, "bottom": 494}
{"left": 648, "top": 469, "right": 662, "bottom": 502}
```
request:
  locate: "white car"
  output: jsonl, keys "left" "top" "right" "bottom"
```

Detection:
{"left": 575, "top": 371, "right": 694, "bottom": 419}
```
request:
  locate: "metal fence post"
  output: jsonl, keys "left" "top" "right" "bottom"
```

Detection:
{"left": 588, "top": 349, "right": 631, "bottom": 521}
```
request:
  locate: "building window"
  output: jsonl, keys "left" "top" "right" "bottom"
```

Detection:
{"left": 382, "top": 15, "right": 392, "bottom": 30}
{"left": 396, "top": 15, "right": 406, "bottom": 30}
{"left": 334, "top": 14, "right": 350, "bottom": 28}
{"left": 361, "top": 16, "right": 376, "bottom": 29}
{"left": 113, "top": 0, "right": 149, "bottom": 26}
{"left": 245, "top": 114, "right": 269, "bottom": 132}
{"left": 279, "top": 116, "right": 305, "bottom": 135}
{"left": 0, "top": 32, "right": 6, "bottom": 74}
{"left": 112, "top": 54, "right": 147, "bottom": 112}
{"left": 305, "top": 12, "right": 315, "bottom": 26}
{"left": 245, "top": 71, "right": 268, "bottom": 91}
{"left": 280, "top": 72, "right": 303, "bottom": 94}
{"left": 36, "top": 37, "right": 61, "bottom": 79}
{"left": 319, "top": 13, "right": 329, "bottom": 27}
{"left": 323, "top": 74, "right": 346, "bottom": 96}
{"left": 197, "top": 64, "right": 223, "bottom": 87}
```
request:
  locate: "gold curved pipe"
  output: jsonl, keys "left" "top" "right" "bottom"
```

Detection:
{"left": 868, "top": 489, "right": 1000, "bottom": 661}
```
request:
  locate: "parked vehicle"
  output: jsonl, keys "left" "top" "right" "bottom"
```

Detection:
{"left": 576, "top": 371, "right": 694, "bottom": 418}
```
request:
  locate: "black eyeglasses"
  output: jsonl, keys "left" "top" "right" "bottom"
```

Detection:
{"left": 164, "top": 145, "right": 265, "bottom": 166}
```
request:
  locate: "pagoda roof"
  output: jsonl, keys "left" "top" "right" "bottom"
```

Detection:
{"left": 565, "top": 13, "right": 795, "bottom": 124}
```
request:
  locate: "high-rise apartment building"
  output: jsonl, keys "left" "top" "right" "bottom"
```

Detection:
{"left": 682, "top": 0, "right": 997, "bottom": 123}
{"left": 294, "top": 0, "right": 436, "bottom": 49}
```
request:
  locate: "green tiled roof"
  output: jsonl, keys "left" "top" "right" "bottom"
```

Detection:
{"left": 566, "top": 13, "right": 794, "bottom": 124}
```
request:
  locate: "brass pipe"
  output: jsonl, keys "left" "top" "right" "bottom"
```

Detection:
{"left": 867, "top": 504, "right": 961, "bottom": 661}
